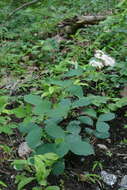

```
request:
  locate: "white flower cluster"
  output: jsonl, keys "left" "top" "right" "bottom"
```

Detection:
{"left": 89, "top": 50, "right": 115, "bottom": 68}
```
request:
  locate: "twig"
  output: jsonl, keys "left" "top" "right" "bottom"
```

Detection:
{"left": 8, "top": 0, "right": 41, "bottom": 17}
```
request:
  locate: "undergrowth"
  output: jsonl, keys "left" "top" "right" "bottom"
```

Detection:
{"left": 0, "top": 0, "right": 127, "bottom": 189}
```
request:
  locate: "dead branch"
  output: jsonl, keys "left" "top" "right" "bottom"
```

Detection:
{"left": 8, "top": 0, "right": 41, "bottom": 17}
{"left": 77, "top": 15, "right": 106, "bottom": 24}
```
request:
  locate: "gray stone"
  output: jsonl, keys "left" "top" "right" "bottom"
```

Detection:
{"left": 96, "top": 186, "right": 101, "bottom": 190}
{"left": 120, "top": 175, "right": 127, "bottom": 189}
{"left": 101, "top": 170, "right": 117, "bottom": 186}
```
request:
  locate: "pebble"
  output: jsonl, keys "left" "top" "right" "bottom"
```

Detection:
{"left": 120, "top": 175, "right": 127, "bottom": 189}
{"left": 18, "top": 142, "right": 32, "bottom": 158}
{"left": 101, "top": 170, "right": 117, "bottom": 186}
{"left": 97, "top": 144, "right": 108, "bottom": 151}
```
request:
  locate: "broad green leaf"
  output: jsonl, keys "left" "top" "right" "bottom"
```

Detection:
{"left": 62, "top": 68, "right": 83, "bottom": 77}
{"left": 12, "top": 105, "right": 32, "bottom": 118}
{"left": 45, "top": 118, "right": 63, "bottom": 125}
{"left": 115, "top": 97, "right": 127, "bottom": 108}
{"left": 65, "top": 134, "right": 94, "bottom": 155}
{"left": 55, "top": 142, "right": 69, "bottom": 157}
{"left": 98, "top": 113, "right": 115, "bottom": 122}
{"left": 66, "top": 134, "right": 81, "bottom": 145}
{"left": 33, "top": 100, "right": 51, "bottom": 115}
{"left": 84, "top": 108, "right": 97, "bottom": 118}
{"left": 24, "top": 94, "right": 42, "bottom": 105}
{"left": 52, "top": 160, "right": 65, "bottom": 175}
{"left": 67, "top": 120, "right": 81, "bottom": 134}
{"left": 26, "top": 127, "right": 42, "bottom": 149}
{"left": 35, "top": 144, "right": 57, "bottom": 155}
{"left": 67, "top": 85, "right": 83, "bottom": 98}
{"left": 17, "top": 177, "right": 35, "bottom": 190}
{"left": 85, "top": 128, "right": 94, "bottom": 135}
{"left": 94, "top": 131, "right": 110, "bottom": 139}
{"left": 79, "top": 116, "right": 93, "bottom": 126}
{"left": 70, "top": 140, "right": 94, "bottom": 156}
{"left": 49, "top": 80, "right": 73, "bottom": 88}
{"left": 19, "top": 122, "right": 39, "bottom": 134}
{"left": 96, "top": 121, "right": 110, "bottom": 133}
{"left": 45, "top": 186, "right": 60, "bottom": 190}
{"left": 88, "top": 95, "right": 109, "bottom": 106}
{"left": 48, "top": 99, "right": 71, "bottom": 118}
{"left": 45, "top": 124, "right": 65, "bottom": 138}
{"left": 0, "top": 126, "right": 13, "bottom": 135}
{"left": 72, "top": 97, "right": 91, "bottom": 108}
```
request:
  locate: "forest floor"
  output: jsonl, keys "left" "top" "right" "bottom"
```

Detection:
{"left": 0, "top": 0, "right": 127, "bottom": 190}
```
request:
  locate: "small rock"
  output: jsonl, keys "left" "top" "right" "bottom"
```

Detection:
{"left": 120, "top": 175, "right": 127, "bottom": 189}
{"left": 97, "top": 144, "right": 108, "bottom": 151}
{"left": 101, "top": 170, "right": 117, "bottom": 186}
{"left": 18, "top": 142, "right": 32, "bottom": 158}
{"left": 96, "top": 186, "right": 101, "bottom": 190}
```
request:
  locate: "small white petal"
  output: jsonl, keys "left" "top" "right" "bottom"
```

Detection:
{"left": 95, "top": 50, "right": 115, "bottom": 67}
{"left": 89, "top": 59, "right": 104, "bottom": 68}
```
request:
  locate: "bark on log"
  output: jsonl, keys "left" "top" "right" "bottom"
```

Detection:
{"left": 59, "top": 15, "right": 107, "bottom": 34}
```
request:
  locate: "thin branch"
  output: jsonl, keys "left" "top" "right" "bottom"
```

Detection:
{"left": 8, "top": 0, "right": 41, "bottom": 17}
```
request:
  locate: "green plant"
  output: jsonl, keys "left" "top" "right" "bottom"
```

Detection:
{"left": 13, "top": 153, "right": 59, "bottom": 189}
{"left": 79, "top": 173, "right": 101, "bottom": 185}
{"left": 92, "top": 161, "right": 103, "bottom": 171}
{"left": 16, "top": 70, "right": 115, "bottom": 174}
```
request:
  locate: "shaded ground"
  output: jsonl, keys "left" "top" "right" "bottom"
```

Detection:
{"left": 0, "top": 107, "right": 127, "bottom": 190}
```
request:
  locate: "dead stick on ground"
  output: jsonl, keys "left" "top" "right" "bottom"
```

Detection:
{"left": 8, "top": 0, "right": 41, "bottom": 17}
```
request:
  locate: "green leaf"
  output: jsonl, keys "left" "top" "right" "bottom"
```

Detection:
{"left": 98, "top": 113, "right": 115, "bottom": 122}
{"left": 62, "top": 68, "right": 83, "bottom": 77}
{"left": 94, "top": 131, "right": 110, "bottom": 139}
{"left": 35, "top": 144, "right": 57, "bottom": 155}
{"left": 67, "top": 85, "right": 83, "bottom": 98}
{"left": 79, "top": 116, "right": 93, "bottom": 126}
{"left": 85, "top": 128, "right": 94, "bottom": 135}
{"left": 88, "top": 95, "right": 109, "bottom": 106}
{"left": 0, "top": 96, "right": 8, "bottom": 112}
{"left": 19, "top": 122, "right": 39, "bottom": 134}
{"left": 67, "top": 120, "right": 81, "bottom": 134}
{"left": 34, "top": 154, "right": 59, "bottom": 186}
{"left": 25, "top": 127, "right": 42, "bottom": 149}
{"left": 49, "top": 99, "right": 71, "bottom": 118}
{"left": 34, "top": 156, "right": 48, "bottom": 186}
{"left": 33, "top": 100, "right": 51, "bottom": 115}
{"left": 65, "top": 134, "right": 94, "bottom": 155}
{"left": 17, "top": 177, "right": 35, "bottom": 190}
{"left": 45, "top": 124, "right": 65, "bottom": 139}
{"left": 13, "top": 160, "right": 28, "bottom": 170}
{"left": 70, "top": 140, "right": 94, "bottom": 156}
{"left": 0, "top": 181, "right": 7, "bottom": 187}
{"left": 24, "top": 94, "right": 42, "bottom": 105}
{"left": 52, "top": 160, "right": 65, "bottom": 175}
{"left": 45, "top": 186, "right": 60, "bottom": 190}
{"left": 12, "top": 105, "right": 32, "bottom": 118}
{"left": 55, "top": 142, "right": 69, "bottom": 157}
{"left": 49, "top": 80, "right": 73, "bottom": 88}
{"left": 72, "top": 97, "right": 91, "bottom": 108}
{"left": 96, "top": 121, "right": 110, "bottom": 133}
{"left": 0, "top": 125, "right": 13, "bottom": 135}
{"left": 66, "top": 134, "right": 81, "bottom": 145}
{"left": 84, "top": 108, "right": 97, "bottom": 118}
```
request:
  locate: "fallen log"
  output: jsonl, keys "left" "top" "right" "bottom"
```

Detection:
{"left": 59, "top": 15, "right": 107, "bottom": 35}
